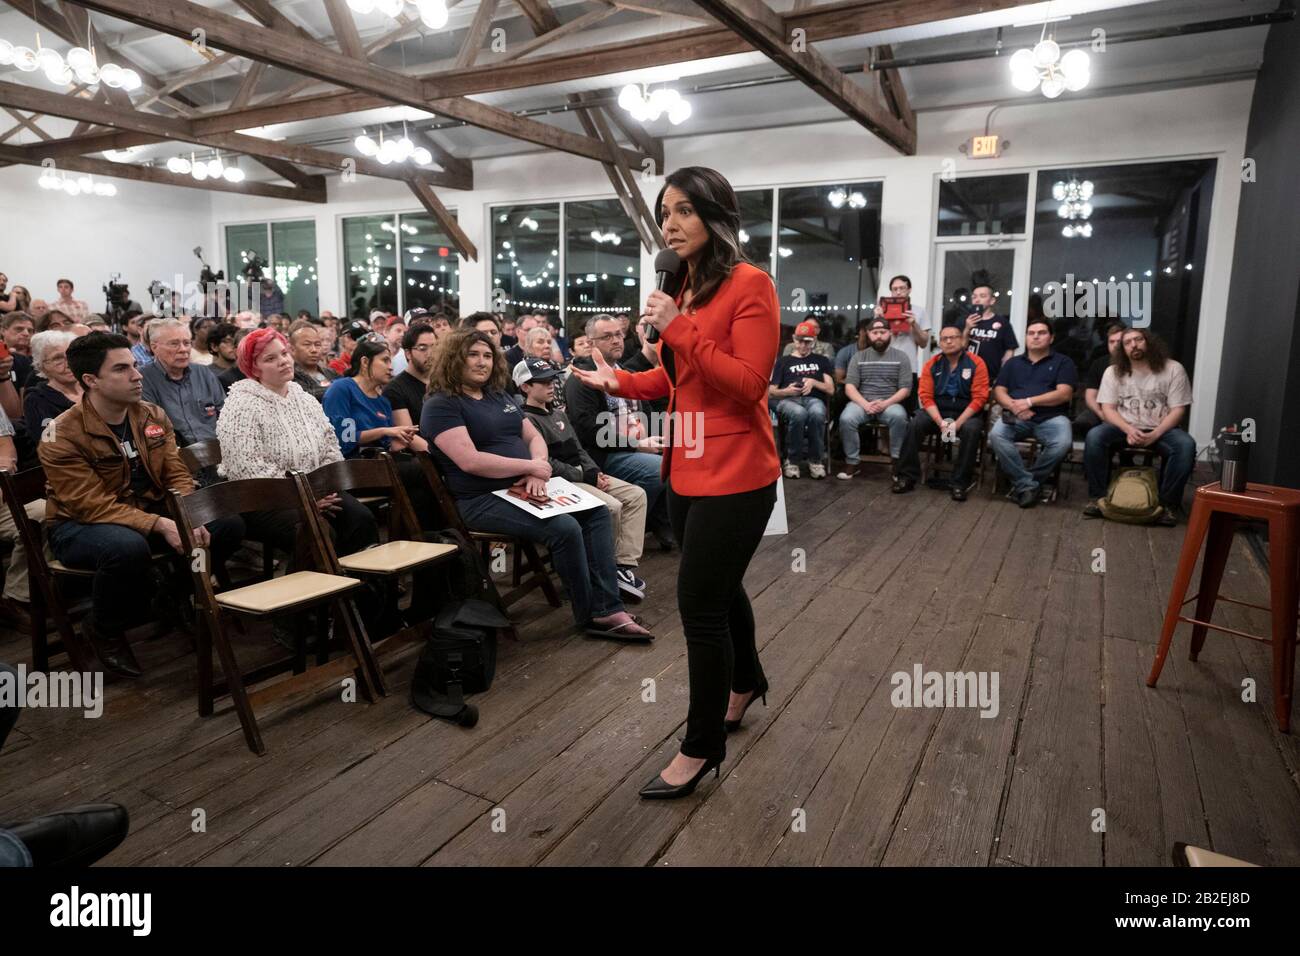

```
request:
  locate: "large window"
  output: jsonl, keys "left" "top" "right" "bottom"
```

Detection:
{"left": 774, "top": 181, "right": 883, "bottom": 344}
{"left": 342, "top": 211, "right": 461, "bottom": 319}
{"left": 938, "top": 174, "right": 1030, "bottom": 236}
{"left": 223, "top": 220, "right": 318, "bottom": 316}
{"left": 491, "top": 202, "right": 560, "bottom": 319}
{"left": 1029, "top": 159, "right": 1216, "bottom": 379}
{"left": 564, "top": 199, "right": 640, "bottom": 324}
{"left": 738, "top": 189, "right": 775, "bottom": 273}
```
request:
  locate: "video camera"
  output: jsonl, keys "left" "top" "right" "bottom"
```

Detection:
{"left": 193, "top": 246, "right": 224, "bottom": 286}
{"left": 240, "top": 251, "right": 266, "bottom": 282}
{"left": 103, "top": 274, "right": 132, "bottom": 324}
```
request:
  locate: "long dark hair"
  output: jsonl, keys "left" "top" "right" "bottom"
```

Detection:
{"left": 1113, "top": 328, "right": 1170, "bottom": 377}
{"left": 654, "top": 166, "right": 759, "bottom": 309}
{"left": 348, "top": 337, "right": 389, "bottom": 378}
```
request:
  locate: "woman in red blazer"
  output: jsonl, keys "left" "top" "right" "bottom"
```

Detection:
{"left": 573, "top": 166, "right": 780, "bottom": 799}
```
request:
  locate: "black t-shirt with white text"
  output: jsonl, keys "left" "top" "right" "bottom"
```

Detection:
{"left": 771, "top": 353, "right": 834, "bottom": 404}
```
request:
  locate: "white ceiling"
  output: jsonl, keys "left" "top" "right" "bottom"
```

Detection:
{"left": 0, "top": 0, "right": 1278, "bottom": 176}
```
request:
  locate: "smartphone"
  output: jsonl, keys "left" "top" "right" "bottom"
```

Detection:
{"left": 0, "top": 341, "right": 10, "bottom": 361}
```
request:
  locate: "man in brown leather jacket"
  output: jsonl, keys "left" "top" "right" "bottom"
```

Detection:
{"left": 40, "top": 332, "right": 243, "bottom": 677}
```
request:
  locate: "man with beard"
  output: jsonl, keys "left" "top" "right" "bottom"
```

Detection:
{"left": 836, "top": 318, "right": 912, "bottom": 480}
{"left": 1083, "top": 328, "right": 1194, "bottom": 524}
{"left": 383, "top": 321, "right": 436, "bottom": 454}
{"left": 565, "top": 312, "right": 672, "bottom": 547}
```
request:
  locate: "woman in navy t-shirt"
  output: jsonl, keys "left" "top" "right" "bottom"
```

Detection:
{"left": 421, "top": 328, "right": 652, "bottom": 641}
{"left": 323, "top": 337, "right": 419, "bottom": 458}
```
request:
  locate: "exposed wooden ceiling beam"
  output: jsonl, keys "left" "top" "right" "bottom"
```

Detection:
{"left": 3, "top": 108, "right": 52, "bottom": 141}
{"left": 407, "top": 180, "right": 477, "bottom": 262}
{"left": 252, "top": 155, "right": 327, "bottom": 192}
{"left": 595, "top": 0, "right": 714, "bottom": 21}
{"left": 0, "top": 78, "right": 470, "bottom": 189}
{"left": 230, "top": 0, "right": 319, "bottom": 44}
{"left": 229, "top": 61, "right": 266, "bottom": 112}
{"left": 454, "top": 0, "right": 499, "bottom": 70}
{"left": 322, "top": 0, "right": 367, "bottom": 61}
{"left": 63, "top": 0, "right": 643, "bottom": 166}
{"left": 0, "top": 143, "right": 325, "bottom": 202}
{"left": 872, "top": 43, "right": 915, "bottom": 133}
{"left": 408, "top": 128, "right": 473, "bottom": 185}
{"left": 691, "top": 0, "right": 916, "bottom": 154}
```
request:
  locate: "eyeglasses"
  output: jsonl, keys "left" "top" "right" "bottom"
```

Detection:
{"left": 45, "top": 354, "right": 68, "bottom": 367}
{"left": 409, "top": 344, "right": 436, "bottom": 354}
{"left": 592, "top": 332, "right": 621, "bottom": 342}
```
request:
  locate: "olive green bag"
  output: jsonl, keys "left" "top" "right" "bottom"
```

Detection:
{"left": 1098, "top": 466, "right": 1164, "bottom": 524}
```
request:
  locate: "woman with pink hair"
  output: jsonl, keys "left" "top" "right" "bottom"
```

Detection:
{"left": 216, "top": 328, "right": 386, "bottom": 626}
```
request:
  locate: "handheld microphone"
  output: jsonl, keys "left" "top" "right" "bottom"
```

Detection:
{"left": 646, "top": 248, "right": 683, "bottom": 344}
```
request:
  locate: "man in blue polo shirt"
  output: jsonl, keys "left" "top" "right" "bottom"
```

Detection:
{"left": 987, "top": 317, "right": 1077, "bottom": 507}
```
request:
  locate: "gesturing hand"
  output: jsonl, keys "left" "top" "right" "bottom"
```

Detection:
{"left": 570, "top": 348, "right": 619, "bottom": 393}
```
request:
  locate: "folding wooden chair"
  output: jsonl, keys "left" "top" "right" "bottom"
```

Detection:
{"left": 920, "top": 416, "right": 988, "bottom": 489}
{"left": 0, "top": 467, "right": 94, "bottom": 672}
{"left": 178, "top": 439, "right": 222, "bottom": 474}
{"left": 169, "top": 475, "right": 385, "bottom": 755}
{"left": 413, "top": 450, "right": 561, "bottom": 611}
{"left": 301, "top": 453, "right": 468, "bottom": 651}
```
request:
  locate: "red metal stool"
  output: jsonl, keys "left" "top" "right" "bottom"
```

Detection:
{"left": 1147, "top": 482, "right": 1300, "bottom": 731}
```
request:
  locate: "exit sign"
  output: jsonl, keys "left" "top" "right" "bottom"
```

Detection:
{"left": 968, "top": 134, "right": 1002, "bottom": 158}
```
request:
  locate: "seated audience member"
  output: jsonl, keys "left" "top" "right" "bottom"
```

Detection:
{"left": 874, "top": 274, "right": 931, "bottom": 373}
{"left": 23, "top": 330, "right": 81, "bottom": 440}
{"left": 218, "top": 328, "right": 252, "bottom": 390}
{"left": 139, "top": 318, "right": 226, "bottom": 448}
{"left": 5, "top": 286, "right": 31, "bottom": 315}
{"left": 383, "top": 322, "right": 434, "bottom": 446}
{"left": 1076, "top": 322, "right": 1126, "bottom": 434}
{"left": 385, "top": 319, "right": 409, "bottom": 376}
{"left": 770, "top": 321, "right": 834, "bottom": 479}
{"left": 189, "top": 317, "right": 216, "bottom": 366}
{"left": 422, "top": 330, "right": 651, "bottom": 640}
{"left": 570, "top": 334, "right": 592, "bottom": 363}
{"left": 3, "top": 311, "right": 33, "bottom": 359}
{"left": 37, "top": 309, "right": 73, "bottom": 334}
{"left": 0, "top": 273, "right": 17, "bottom": 313}
{"left": 836, "top": 318, "right": 912, "bottom": 480}
{"left": 28, "top": 300, "right": 49, "bottom": 327}
{"left": 67, "top": 323, "right": 91, "bottom": 338}
{"left": 462, "top": 311, "right": 503, "bottom": 349}
{"left": 323, "top": 337, "right": 416, "bottom": 458}
{"left": 216, "top": 329, "right": 403, "bottom": 628}
{"left": 895, "top": 324, "right": 989, "bottom": 500}
{"left": 430, "top": 313, "right": 453, "bottom": 341}
{"left": 517, "top": 357, "right": 649, "bottom": 601}
{"left": 782, "top": 317, "right": 837, "bottom": 360}
{"left": 328, "top": 321, "right": 370, "bottom": 377}
{"left": 0, "top": 406, "right": 40, "bottom": 629}
{"left": 1083, "top": 328, "right": 1195, "bottom": 525}
{"left": 962, "top": 280, "right": 1018, "bottom": 383}
{"left": 207, "top": 322, "right": 239, "bottom": 375}
{"left": 130, "top": 313, "right": 156, "bottom": 368}
{"left": 288, "top": 319, "right": 337, "bottom": 401}
{"left": 503, "top": 314, "right": 545, "bottom": 367}
{"left": 834, "top": 319, "right": 870, "bottom": 385}
{"left": 233, "top": 310, "right": 259, "bottom": 330}
{"left": 86, "top": 316, "right": 109, "bottom": 332}
{"left": 40, "top": 333, "right": 243, "bottom": 676}
{"left": 564, "top": 313, "right": 668, "bottom": 541}
{"left": 51, "top": 279, "right": 89, "bottom": 324}
{"left": 987, "top": 317, "right": 1078, "bottom": 508}
{"left": 500, "top": 317, "right": 518, "bottom": 348}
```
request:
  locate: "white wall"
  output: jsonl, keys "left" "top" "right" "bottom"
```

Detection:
{"left": 0, "top": 79, "right": 1248, "bottom": 446}
{"left": 0, "top": 165, "right": 212, "bottom": 311}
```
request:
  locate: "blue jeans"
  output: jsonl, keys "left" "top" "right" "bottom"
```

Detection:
{"left": 1084, "top": 423, "right": 1196, "bottom": 509}
{"left": 603, "top": 450, "right": 666, "bottom": 526}
{"left": 457, "top": 493, "right": 623, "bottom": 626}
{"left": 48, "top": 516, "right": 244, "bottom": 637}
{"left": 839, "top": 401, "right": 908, "bottom": 462}
{"left": 777, "top": 396, "right": 827, "bottom": 463}
{"left": 988, "top": 415, "right": 1073, "bottom": 493}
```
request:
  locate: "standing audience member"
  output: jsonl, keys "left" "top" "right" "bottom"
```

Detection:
{"left": 894, "top": 324, "right": 989, "bottom": 500}
{"left": 322, "top": 338, "right": 416, "bottom": 458}
{"left": 769, "top": 321, "right": 834, "bottom": 479}
{"left": 41, "top": 332, "right": 243, "bottom": 676}
{"left": 836, "top": 318, "right": 912, "bottom": 480}
{"left": 6, "top": 287, "right": 31, "bottom": 315}
{"left": 52, "top": 279, "right": 89, "bottom": 323}
{"left": 963, "top": 279, "right": 1018, "bottom": 383}
{"left": 1083, "top": 328, "right": 1195, "bottom": 525}
{"left": 0, "top": 273, "right": 16, "bottom": 313}
{"left": 987, "top": 318, "right": 1077, "bottom": 508}
{"left": 874, "top": 274, "right": 931, "bottom": 372}
{"left": 139, "top": 318, "right": 226, "bottom": 448}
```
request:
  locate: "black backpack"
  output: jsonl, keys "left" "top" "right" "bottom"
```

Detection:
{"left": 409, "top": 529, "right": 511, "bottom": 727}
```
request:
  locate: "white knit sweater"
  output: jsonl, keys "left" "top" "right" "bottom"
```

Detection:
{"left": 216, "top": 378, "right": 343, "bottom": 480}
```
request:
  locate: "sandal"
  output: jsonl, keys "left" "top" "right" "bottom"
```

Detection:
{"left": 585, "top": 617, "right": 655, "bottom": 643}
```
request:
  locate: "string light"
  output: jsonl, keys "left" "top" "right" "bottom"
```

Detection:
{"left": 617, "top": 83, "right": 692, "bottom": 125}
{"left": 0, "top": 36, "right": 141, "bottom": 90}
{"left": 346, "top": 0, "right": 449, "bottom": 30}
{"left": 38, "top": 168, "right": 116, "bottom": 196}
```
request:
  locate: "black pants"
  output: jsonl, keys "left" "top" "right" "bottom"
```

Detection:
{"left": 669, "top": 480, "right": 777, "bottom": 761}
{"left": 897, "top": 411, "right": 984, "bottom": 486}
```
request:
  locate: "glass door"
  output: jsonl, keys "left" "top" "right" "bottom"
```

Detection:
{"left": 931, "top": 238, "right": 1029, "bottom": 354}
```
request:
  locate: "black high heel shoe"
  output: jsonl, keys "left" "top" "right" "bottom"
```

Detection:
{"left": 724, "top": 679, "right": 769, "bottom": 733}
{"left": 638, "top": 756, "right": 722, "bottom": 800}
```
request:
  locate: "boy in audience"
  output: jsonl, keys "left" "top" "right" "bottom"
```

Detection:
{"left": 894, "top": 324, "right": 989, "bottom": 500}
{"left": 770, "top": 320, "right": 834, "bottom": 479}
{"left": 40, "top": 332, "right": 243, "bottom": 676}
{"left": 837, "top": 317, "right": 912, "bottom": 480}
{"left": 517, "top": 357, "right": 648, "bottom": 602}
{"left": 987, "top": 317, "right": 1077, "bottom": 508}
{"left": 1083, "top": 328, "right": 1194, "bottom": 525}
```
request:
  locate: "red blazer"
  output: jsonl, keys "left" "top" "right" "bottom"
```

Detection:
{"left": 614, "top": 262, "right": 781, "bottom": 497}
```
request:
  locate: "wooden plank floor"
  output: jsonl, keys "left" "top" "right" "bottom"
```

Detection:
{"left": 2, "top": 462, "right": 1298, "bottom": 867}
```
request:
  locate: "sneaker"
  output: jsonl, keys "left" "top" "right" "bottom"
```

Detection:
{"left": 891, "top": 476, "right": 916, "bottom": 494}
{"left": 1155, "top": 508, "right": 1181, "bottom": 527}
{"left": 1039, "top": 484, "right": 1057, "bottom": 505}
{"left": 616, "top": 567, "right": 646, "bottom": 602}
{"left": 809, "top": 462, "right": 827, "bottom": 480}
{"left": 836, "top": 465, "right": 858, "bottom": 480}
{"left": 1082, "top": 502, "right": 1103, "bottom": 519}
{"left": 1015, "top": 486, "right": 1040, "bottom": 508}
{"left": 783, "top": 461, "right": 801, "bottom": 479}
{"left": 950, "top": 483, "right": 969, "bottom": 502}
